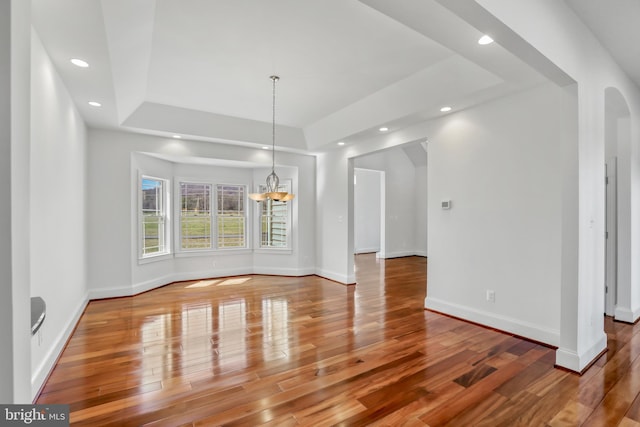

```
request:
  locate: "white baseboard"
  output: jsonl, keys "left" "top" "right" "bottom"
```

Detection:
{"left": 31, "top": 292, "right": 89, "bottom": 401}
{"left": 315, "top": 268, "right": 356, "bottom": 285}
{"left": 252, "top": 266, "right": 315, "bottom": 276}
{"left": 354, "top": 247, "right": 380, "bottom": 254}
{"left": 88, "top": 284, "right": 136, "bottom": 300}
{"left": 378, "top": 251, "right": 425, "bottom": 259}
{"left": 424, "top": 296, "right": 559, "bottom": 347}
{"left": 89, "top": 267, "right": 318, "bottom": 300}
{"left": 614, "top": 305, "right": 640, "bottom": 323}
{"left": 556, "top": 332, "right": 607, "bottom": 372}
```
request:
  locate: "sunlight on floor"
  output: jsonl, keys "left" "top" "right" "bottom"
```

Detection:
{"left": 217, "top": 277, "right": 252, "bottom": 286}
{"left": 185, "top": 280, "right": 220, "bottom": 289}
{"left": 185, "top": 277, "right": 252, "bottom": 288}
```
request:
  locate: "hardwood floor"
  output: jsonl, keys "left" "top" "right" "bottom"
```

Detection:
{"left": 37, "top": 255, "right": 640, "bottom": 426}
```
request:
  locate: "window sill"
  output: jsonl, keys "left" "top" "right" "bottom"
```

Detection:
{"left": 175, "top": 248, "right": 252, "bottom": 258}
{"left": 253, "top": 248, "right": 293, "bottom": 255}
{"left": 138, "top": 252, "right": 172, "bottom": 265}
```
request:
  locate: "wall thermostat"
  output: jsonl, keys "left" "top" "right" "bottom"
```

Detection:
{"left": 441, "top": 200, "right": 452, "bottom": 210}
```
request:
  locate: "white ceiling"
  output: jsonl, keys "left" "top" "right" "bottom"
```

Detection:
{"left": 30, "top": 0, "right": 636, "bottom": 154}
{"left": 566, "top": 0, "right": 640, "bottom": 90}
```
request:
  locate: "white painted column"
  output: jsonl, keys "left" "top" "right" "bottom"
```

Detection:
{"left": 556, "top": 83, "right": 607, "bottom": 372}
{"left": 316, "top": 150, "right": 355, "bottom": 284}
{"left": 630, "top": 116, "right": 640, "bottom": 322}
{"left": 478, "top": 0, "right": 622, "bottom": 374}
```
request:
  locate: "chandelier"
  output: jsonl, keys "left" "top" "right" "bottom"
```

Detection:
{"left": 248, "top": 76, "right": 295, "bottom": 203}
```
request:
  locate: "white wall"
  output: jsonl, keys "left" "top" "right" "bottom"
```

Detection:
{"left": 0, "top": 0, "right": 12, "bottom": 403}
{"left": 88, "top": 129, "right": 316, "bottom": 298}
{"left": 1, "top": 0, "right": 32, "bottom": 404}
{"left": 353, "top": 168, "right": 381, "bottom": 254}
{"left": 29, "top": 29, "right": 89, "bottom": 399}
{"left": 477, "top": 0, "right": 640, "bottom": 372}
{"left": 425, "top": 83, "right": 576, "bottom": 346}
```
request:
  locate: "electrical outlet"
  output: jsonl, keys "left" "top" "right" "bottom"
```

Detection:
{"left": 486, "top": 290, "right": 496, "bottom": 303}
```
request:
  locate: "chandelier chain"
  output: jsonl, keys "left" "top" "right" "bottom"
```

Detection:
{"left": 271, "top": 75, "right": 278, "bottom": 174}
{"left": 248, "top": 75, "right": 293, "bottom": 202}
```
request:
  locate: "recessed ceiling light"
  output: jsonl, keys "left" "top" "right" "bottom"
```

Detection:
{"left": 337, "top": 141, "right": 345, "bottom": 146}
{"left": 478, "top": 35, "right": 494, "bottom": 45}
{"left": 379, "top": 127, "right": 389, "bottom": 132}
{"left": 440, "top": 106, "right": 452, "bottom": 112}
{"left": 88, "top": 101, "right": 101, "bottom": 107}
{"left": 172, "top": 135, "right": 181, "bottom": 139}
{"left": 262, "top": 146, "right": 270, "bottom": 150}
{"left": 70, "top": 58, "right": 89, "bottom": 68}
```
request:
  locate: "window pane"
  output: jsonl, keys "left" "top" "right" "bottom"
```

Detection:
{"left": 260, "top": 183, "right": 289, "bottom": 248}
{"left": 180, "top": 183, "right": 212, "bottom": 249}
{"left": 141, "top": 178, "right": 167, "bottom": 256}
{"left": 217, "top": 184, "right": 246, "bottom": 248}
{"left": 143, "top": 216, "right": 163, "bottom": 254}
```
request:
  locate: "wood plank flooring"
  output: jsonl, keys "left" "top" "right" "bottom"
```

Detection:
{"left": 37, "top": 255, "right": 640, "bottom": 426}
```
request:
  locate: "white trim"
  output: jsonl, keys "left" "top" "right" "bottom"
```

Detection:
{"left": 215, "top": 182, "right": 249, "bottom": 250}
{"left": 132, "top": 274, "right": 185, "bottom": 296}
{"left": 253, "top": 248, "right": 293, "bottom": 255}
{"left": 174, "top": 248, "right": 253, "bottom": 258}
{"left": 139, "top": 174, "right": 171, "bottom": 259}
{"left": 89, "top": 284, "right": 137, "bottom": 300}
{"left": 378, "top": 250, "right": 423, "bottom": 259}
{"left": 175, "top": 180, "right": 214, "bottom": 253}
{"left": 424, "top": 296, "right": 560, "bottom": 347}
{"left": 31, "top": 292, "right": 89, "bottom": 400}
{"left": 379, "top": 171, "right": 386, "bottom": 259}
{"left": 555, "top": 333, "right": 607, "bottom": 372}
{"left": 614, "top": 306, "right": 640, "bottom": 323}
{"left": 88, "top": 267, "right": 317, "bottom": 300}
{"left": 173, "top": 180, "right": 251, "bottom": 253}
{"left": 253, "top": 266, "right": 314, "bottom": 276}
{"left": 137, "top": 252, "right": 173, "bottom": 265}
{"left": 315, "top": 268, "right": 356, "bottom": 285}
{"left": 354, "top": 246, "right": 380, "bottom": 254}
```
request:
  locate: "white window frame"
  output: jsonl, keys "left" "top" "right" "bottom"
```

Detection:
{"left": 139, "top": 175, "right": 171, "bottom": 260}
{"left": 215, "top": 183, "right": 248, "bottom": 250}
{"left": 255, "top": 179, "right": 292, "bottom": 251}
{"left": 177, "top": 181, "right": 213, "bottom": 252}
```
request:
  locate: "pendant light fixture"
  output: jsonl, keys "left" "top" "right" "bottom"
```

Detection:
{"left": 249, "top": 75, "right": 295, "bottom": 203}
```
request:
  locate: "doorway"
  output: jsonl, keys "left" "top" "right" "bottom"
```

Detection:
{"left": 353, "top": 168, "right": 385, "bottom": 256}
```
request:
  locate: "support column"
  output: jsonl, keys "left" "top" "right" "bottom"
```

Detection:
{"left": 556, "top": 83, "right": 607, "bottom": 372}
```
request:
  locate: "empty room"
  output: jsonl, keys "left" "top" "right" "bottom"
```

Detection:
{"left": 2, "top": 0, "right": 640, "bottom": 425}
